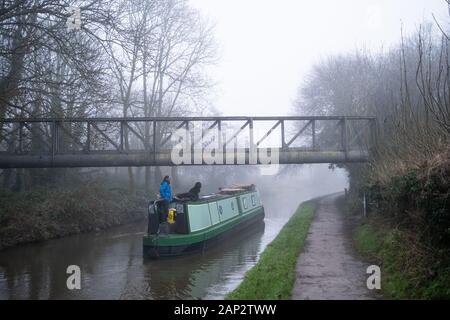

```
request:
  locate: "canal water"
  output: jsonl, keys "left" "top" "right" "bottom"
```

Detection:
{"left": 0, "top": 166, "right": 347, "bottom": 300}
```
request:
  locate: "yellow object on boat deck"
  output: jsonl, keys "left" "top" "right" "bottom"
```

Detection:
{"left": 167, "top": 208, "right": 176, "bottom": 224}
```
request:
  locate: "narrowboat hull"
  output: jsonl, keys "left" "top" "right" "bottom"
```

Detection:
{"left": 143, "top": 207, "right": 264, "bottom": 258}
{"left": 143, "top": 189, "right": 265, "bottom": 258}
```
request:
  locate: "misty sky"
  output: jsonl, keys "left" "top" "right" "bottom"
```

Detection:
{"left": 190, "top": 0, "right": 449, "bottom": 116}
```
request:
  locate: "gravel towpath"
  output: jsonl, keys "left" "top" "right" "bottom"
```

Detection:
{"left": 292, "top": 194, "right": 380, "bottom": 300}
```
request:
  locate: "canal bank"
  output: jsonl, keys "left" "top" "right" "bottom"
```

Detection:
{"left": 226, "top": 201, "right": 315, "bottom": 300}
{"left": 0, "top": 184, "right": 146, "bottom": 251}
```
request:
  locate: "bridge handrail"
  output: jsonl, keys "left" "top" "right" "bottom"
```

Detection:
{"left": 0, "top": 116, "right": 376, "bottom": 123}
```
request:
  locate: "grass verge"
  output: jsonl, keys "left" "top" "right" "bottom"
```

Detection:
{"left": 353, "top": 222, "right": 450, "bottom": 299}
{"left": 225, "top": 202, "right": 315, "bottom": 300}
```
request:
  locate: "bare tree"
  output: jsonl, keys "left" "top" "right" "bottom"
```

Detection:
{"left": 106, "top": 0, "right": 216, "bottom": 191}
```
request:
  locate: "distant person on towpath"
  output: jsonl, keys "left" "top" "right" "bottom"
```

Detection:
{"left": 159, "top": 175, "right": 172, "bottom": 221}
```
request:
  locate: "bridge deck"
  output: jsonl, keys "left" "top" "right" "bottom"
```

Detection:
{"left": 0, "top": 149, "right": 369, "bottom": 168}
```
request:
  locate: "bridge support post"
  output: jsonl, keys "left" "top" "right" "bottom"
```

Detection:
{"left": 341, "top": 117, "right": 348, "bottom": 160}
{"left": 120, "top": 121, "right": 124, "bottom": 151}
{"left": 249, "top": 118, "right": 256, "bottom": 164}
{"left": 312, "top": 120, "right": 316, "bottom": 151}
{"left": 86, "top": 122, "right": 91, "bottom": 152}
{"left": 218, "top": 120, "right": 223, "bottom": 164}
{"left": 51, "top": 121, "right": 58, "bottom": 157}
{"left": 370, "top": 118, "right": 378, "bottom": 152}
{"left": 152, "top": 120, "right": 157, "bottom": 163}
{"left": 18, "top": 122, "right": 23, "bottom": 153}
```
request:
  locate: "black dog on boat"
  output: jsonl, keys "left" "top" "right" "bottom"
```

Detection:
{"left": 176, "top": 182, "right": 202, "bottom": 201}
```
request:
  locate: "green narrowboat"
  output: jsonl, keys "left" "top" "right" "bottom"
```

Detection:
{"left": 143, "top": 185, "right": 265, "bottom": 258}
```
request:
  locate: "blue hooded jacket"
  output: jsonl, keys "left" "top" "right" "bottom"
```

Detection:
{"left": 159, "top": 180, "right": 172, "bottom": 201}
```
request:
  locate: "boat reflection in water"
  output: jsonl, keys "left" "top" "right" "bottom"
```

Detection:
{"left": 128, "top": 221, "right": 265, "bottom": 299}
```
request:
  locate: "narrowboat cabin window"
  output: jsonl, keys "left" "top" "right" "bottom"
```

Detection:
{"left": 243, "top": 197, "right": 248, "bottom": 209}
{"left": 251, "top": 195, "right": 256, "bottom": 206}
{"left": 231, "top": 202, "right": 235, "bottom": 211}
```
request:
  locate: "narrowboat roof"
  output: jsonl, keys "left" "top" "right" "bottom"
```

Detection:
{"left": 176, "top": 189, "right": 258, "bottom": 205}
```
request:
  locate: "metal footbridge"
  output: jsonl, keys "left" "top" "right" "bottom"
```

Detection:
{"left": 0, "top": 116, "right": 376, "bottom": 168}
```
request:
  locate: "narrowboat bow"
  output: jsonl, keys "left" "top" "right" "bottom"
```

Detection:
{"left": 143, "top": 185, "right": 265, "bottom": 258}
